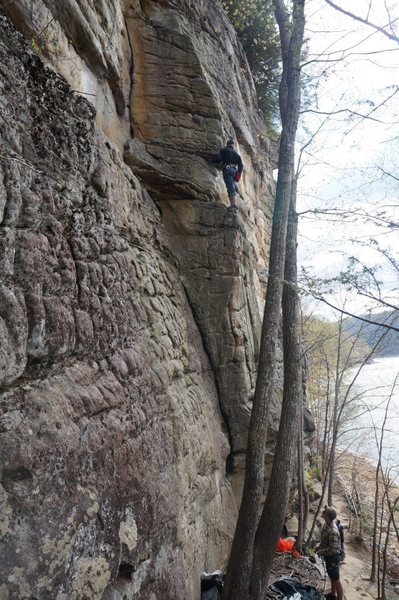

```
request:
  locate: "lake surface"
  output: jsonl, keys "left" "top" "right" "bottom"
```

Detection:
{"left": 341, "top": 355, "right": 399, "bottom": 477}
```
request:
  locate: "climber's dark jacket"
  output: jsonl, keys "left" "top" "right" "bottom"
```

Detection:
{"left": 217, "top": 146, "right": 243, "bottom": 174}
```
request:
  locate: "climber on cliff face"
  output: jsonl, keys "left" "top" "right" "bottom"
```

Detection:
{"left": 216, "top": 139, "right": 243, "bottom": 211}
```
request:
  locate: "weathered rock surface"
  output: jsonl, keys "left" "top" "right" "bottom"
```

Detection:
{"left": 0, "top": 1, "right": 282, "bottom": 598}
{"left": 0, "top": 20, "right": 235, "bottom": 599}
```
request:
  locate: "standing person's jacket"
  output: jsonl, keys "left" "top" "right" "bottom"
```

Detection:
{"left": 318, "top": 522, "right": 340, "bottom": 557}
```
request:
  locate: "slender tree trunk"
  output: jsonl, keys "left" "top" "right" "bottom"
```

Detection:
{"left": 223, "top": 2, "right": 305, "bottom": 598}
{"left": 327, "top": 317, "right": 343, "bottom": 505}
{"left": 381, "top": 496, "right": 399, "bottom": 598}
{"left": 222, "top": 159, "right": 295, "bottom": 600}
{"left": 371, "top": 461, "right": 381, "bottom": 582}
{"left": 250, "top": 161, "right": 303, "bottom": 598}
{"left": 370, "top": 375, "right": 397, "bottom": 581}
{"left": 297, "top": 428, "right": 304, "bottom": 552}
{"left": 388, "top": 496, "right": 399, "bottom": 543}
{"left": 321, "top": 363, "right": 331, "bottom": 477}
{"left": 299, "top": 398, "right": 310, "bottom": 546}
{"left": 327, "top": 438, "right": 336, "bottom": 506}
{"left": 296, "top": 190, "right": 309, "bottom": 554}
{"left": 306, "top": 444, "right": 334, "bottom": 545}
{"left": 303, "top": 475, "right": 309, "bottom": 540}
{"left": 377, "top": 493, "right": 385, "bottom": 598}
{"left": 381, "top": 511, "right": 391, "bottom": 600}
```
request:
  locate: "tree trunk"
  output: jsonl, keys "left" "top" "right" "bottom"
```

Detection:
{"left": 303, "top": 476, "right": 309, "bottom": 542}
{"left": 222, "top": 169, "right": 295, "bottom": 600}
{"left": 371, "top": 459, "right": 380, "bottom": 583}
{"left": 249, "top": 158, "right": 303, "bottom": 598}
{"left": 370, "top": 375, "right": 397, "bottom": 581}
{"left": 327, "top": 438, "right": 336, "bottom": 506}
{"left": 306, "top": 447, "right": 332, "bottom": 545}
{"left": 377, "top": 493, "right": 385, "bottom": 598}
{"left": 223, "top": 1, "right": 305, "bottom": 598}
{"left": 297, "top": 431, "right": 304, "bottom": 552}
{"left": 295, "top": 181, "right": 307, "bottom": 555}
{"left": 327, "top": 316, "right": 343, "bottom": 505}
{"left": 321, "top": 364, "right": 331, "bottom": 477}
{"left": 297, "top": 389, "right": 309, "bottom": 549}
{"left": 388, "top": 496, "right": 399, "bottom": 543}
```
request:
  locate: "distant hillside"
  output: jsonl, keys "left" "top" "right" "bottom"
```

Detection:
{"left": 344, "top": 310, "right": 399, "bottom": 357}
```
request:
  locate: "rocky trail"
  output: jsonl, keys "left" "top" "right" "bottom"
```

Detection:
{"left": 264, "top": 488, "right": 399, "bottom": 600}
{"left": 322, "top": 492, "right": 398, "bottom": 600}
{"left": 328, "top": 493, "right": 378, "bottom": 600}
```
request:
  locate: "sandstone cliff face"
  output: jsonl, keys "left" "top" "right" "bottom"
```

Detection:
{"left": 0, "top": 2, "right": 277, "bottom": 598}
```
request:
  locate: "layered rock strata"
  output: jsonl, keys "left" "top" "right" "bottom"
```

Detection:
{"left": 0, "top": 1, "right": 280, "bottom": 598}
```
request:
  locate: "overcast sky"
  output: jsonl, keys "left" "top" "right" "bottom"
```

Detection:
{"left": 297, "top": 0, "right": 399, "bottom": 318}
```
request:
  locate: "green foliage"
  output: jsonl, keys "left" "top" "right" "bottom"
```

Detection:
{"left": 30, "top": 18, "right": 54, "bottom": 54}
{"left": 306, "top": 465, "right": 322, "bottom": 482}
{"left": 1, "top": 473, "right": 12, "bottom": 489}
{"left": 304, "top": 467, "right": 322, "bottom": 502}
{"left": 357, "top": 507, "right": 372, "bottom": 536}
{"left": 303, "top": 314, "right": 370, "bottom": 389}
{"left": 221, "top": 0, "right": 281, "bottom": 129}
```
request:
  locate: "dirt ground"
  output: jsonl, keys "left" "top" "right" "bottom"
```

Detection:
{"left": 267, "top": 450, "right": 399, "bottom": 599}
{"left": 328, "top": 493, "right": 398, "bottom": 600}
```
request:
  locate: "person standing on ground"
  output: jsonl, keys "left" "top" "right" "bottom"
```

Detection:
{"left": 216, "top": 139, "right": 243, "bottom": 211}
{"left": 336, "top": 519, "right": 345, "bottom": 563}
{"left": 315, "top": 506, "right": 345, "bottom": 600}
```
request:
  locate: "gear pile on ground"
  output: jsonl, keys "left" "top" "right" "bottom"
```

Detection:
{"left": 265, "top": 553, "right": 324, "bottom": 599}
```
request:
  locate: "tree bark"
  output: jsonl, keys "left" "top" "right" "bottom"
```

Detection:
{"left": 381, "top": 510, "right": 392, "bottom": 600}
{"left": 297, "top": 431, "right": 304, "bottom": 553}
{"left": 297, "top": 376, "right": 309, "bottom": 551}
{"left": 223, "top": 1, "right": 305, "bottom": 598}
{"left": 222, "top": 179, "right": 295, "bottom": 600}
{"left": 250, "top": 177, "right": 303, "bottom": 598}
{"left": 370, "top": 374, "right": 398, "bottom": 581}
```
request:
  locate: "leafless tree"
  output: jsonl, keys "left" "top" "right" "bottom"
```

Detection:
{"left": 370, "top": 373, "right": 399, "bottom": 581}
{"left": 223, "top": 1, "right": 306, "bottom": 597}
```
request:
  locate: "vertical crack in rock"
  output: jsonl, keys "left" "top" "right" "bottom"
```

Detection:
{"left": 160, "top": 200, "right": 261, "bottom": 454}
{"left": 179, "top": 271, "right": 234, "bottom": 454}
{"left": 124, "top": 11, "right": 136, "bottom": 138}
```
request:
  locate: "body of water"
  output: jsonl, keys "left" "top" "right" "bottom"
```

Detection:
{"left": 341, "top": 355, "right": 399, "bottom": 475}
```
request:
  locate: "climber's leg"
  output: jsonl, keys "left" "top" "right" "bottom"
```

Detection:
{"left": 229, "top": 194, "right": 237, "bottom": 207}
{"left": 223, "top": 166, "right": 238, "bottom": 206}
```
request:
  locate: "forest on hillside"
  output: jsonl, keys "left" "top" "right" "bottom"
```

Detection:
{"left": 344, "top": 310, "right": 399, "bottom": 357}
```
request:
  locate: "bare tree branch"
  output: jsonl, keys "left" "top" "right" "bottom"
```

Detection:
{"left": 301, "top": 107, "right": 387, "bottom": 122}
{"left": 377, "top": 166, "right": 399, "bottom": 182}
{"left": 309, "top": 294, "right": 399, "bottom": 332}
{"left": 324, "top": 0, "right": 399, "bottom": 44}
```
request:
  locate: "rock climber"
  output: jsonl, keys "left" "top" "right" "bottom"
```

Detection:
{"left": 315, "top": 506, "right": 345, "bottom": 600}
{"left": 216, "top": 139, "right": 243, "bottom": 211}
